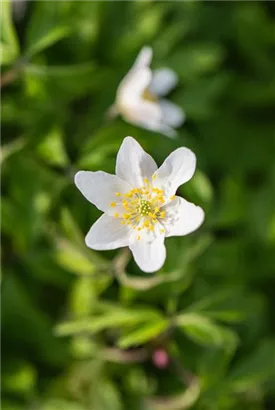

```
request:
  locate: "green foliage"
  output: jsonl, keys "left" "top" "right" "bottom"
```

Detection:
{"left": 1, "top": 0, "right": 19, "bottom": 65}
{"left": 1, "top": 1, "right": 275, "bottom": 410}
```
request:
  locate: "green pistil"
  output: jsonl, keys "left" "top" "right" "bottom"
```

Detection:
{"left": 138, "top": 199, "right": 152, "bottom": 216}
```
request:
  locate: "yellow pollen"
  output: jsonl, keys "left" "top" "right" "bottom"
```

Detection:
{"left": 170, "top": 195, "right": 176, "bottom": 200}
{"left": 114, "top": 213, "right": 119, "bottom": 218}
{"left": 110, "top": 202, "right": 116, "bottom": 207}
{"left": 119, "top": 184, "right": 167, "bottom": 234}
{"left": 142, "top": 88, "right": 158, "bottom": 102}
{"left": 160, "top": 228, "right": 165, "bottom": 233}
{"left": 152, "top": 174, "right": 156, "bottom": 180}
{"left": 137, "top": 235, "right": 141, "bottom": 240}
{"left": 116, "top": 192, "right": 121, "bottom": 196}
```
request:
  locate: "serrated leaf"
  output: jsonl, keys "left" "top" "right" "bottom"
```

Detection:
{"left": 118, "top": 319, "right": 168, "bottom": 348}
{"left": 0, "top": 0, "right": 19, "bottom": 65}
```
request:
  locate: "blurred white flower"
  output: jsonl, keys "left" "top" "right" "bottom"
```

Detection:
{"left": 110, "top": 47, "right": 185, "bottom": 138}
{"left": 75, "top": 137, "right": 204, "bottom": 273}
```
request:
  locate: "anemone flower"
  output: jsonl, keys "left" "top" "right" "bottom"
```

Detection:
{"left": 75, "top": 137, "right": 204, "bottom": 273}
{"left": 110, "top": 47, "right": 185, "bottom": 138}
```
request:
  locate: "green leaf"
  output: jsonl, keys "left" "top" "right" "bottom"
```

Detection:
{"left": 170, "top": 43, "right": 225, "bottom": 80}
{"left": 39, "top": 400, "right": 86, "bottom": 410}
{"left": 1, "top": 275, "right": 68, "bottom": 367}
{"left": 227, "top": 339, "right": 275, "bottom": 392}
{"left": 198, "top": 346, "right": 237, "bottom": 388}
{"left": 184, "top": 289, "right": 250, "bottom": 323}
{"left": 71, "top": 336, "right": 98, "bottom": 359}
{"left": 118, "top": 319, "right": 168, "bottom": 348}
{"left": 70, "top": 277, "right": 96, "bottom": 318}
{"left": 25, "top": 62, "right": 98, "bottom": 98}
{"left": 2, "top": 362, "right": 36, "bottom": 396}
{"left": 36, "top": 127, "right": 68, "bottom": 167}
{"left": 0, "top": 0, "right": 19, "bottom": 65}
{"left": 54, "top": 239, "right": 97, "bottom": 276}
{"left": 91, "top": 380, "right": 122, "bottom": 410}
{"left": 25, "top": 3, "right": 72, "bottom": 57}
{"left": 60, "top": 208, "right": 85, "bottom": 247}
{"left": 176, "top": 313, "right": 238, "bottom": 348}
{"left": 55, "top": 308, "right": 162, "bottom": 337}
{"left": 78, "top": 142, "right": 120, "bottom": 169}
{"left": 1, "top": 401, "right": 22, "bottom": 410}
{"left": 180, "top": 170, "right": 214, "bottom": 206}
{"left": 0, "top": 137, "right": 27, "bottom": 165}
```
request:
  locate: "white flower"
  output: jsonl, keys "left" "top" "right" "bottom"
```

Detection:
{"left": 111, "top": 46, "right": 185, "bottom": 139}
{"left": 75, "top": 137, "right": 204, "bottom": 273}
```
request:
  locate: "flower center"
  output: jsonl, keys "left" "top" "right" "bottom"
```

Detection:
{"left": 110, "top": 179, "right": 167, "bottom": 239}
{"left": 138, "top": 199, "right": 152, "bottom": 216}
{"left": 142, "top": 88, "right": 158, "bottom": 102}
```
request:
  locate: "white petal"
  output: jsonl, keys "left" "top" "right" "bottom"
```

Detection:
{"left": 75, "top": 171, "right": 131, "bottom": 214}
{"left": 85, "top": 214, "right": 132, "bottom": 250}
{"left": 132, "top": 46, "right": 153, "bottom": 70}
{"left": 121, "top": 100, "right": 178, "bottom": 139}
{"left": 115, "top": 136, "right": 158, "bottom": 187}
{"left": 159, "top": 99, "right": 185, "bottom": 128}
{"left": 117, "top": 67, "right": 152, "bottom": 105}
{"left": 116, "top": 47, "right": 153, "bottom": 107}
{"left": 163, "top": 196, "right": 205, "bottom": 237}
{"left": 130, "top": 237, "right": 166, "bottom": 273}
{"left": 153, "top": 147, "right": 196, "bottom": 197}
{"left": 149, "top": 68, "right": 178, "bottom": 96}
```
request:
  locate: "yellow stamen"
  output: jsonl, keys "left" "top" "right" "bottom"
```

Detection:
{"left": 118, "top": 184, "right": 167, "bottom": 234}
{"left": 110, "top": 202, "right": 116, "bottom": 207}
{"left": 170, "top": 195, "right": 176, "bottom": 201}
{"left": 116, "top": 192, "right": 121, "bottom": 196}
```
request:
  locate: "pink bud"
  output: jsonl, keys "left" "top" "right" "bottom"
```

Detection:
{"left": 152, "top": 348, "right": 169, "bottom": 369}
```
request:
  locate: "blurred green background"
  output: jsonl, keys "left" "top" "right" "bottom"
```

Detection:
{"left": 1, "top": 1, "right": 275, "bottom": 409}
